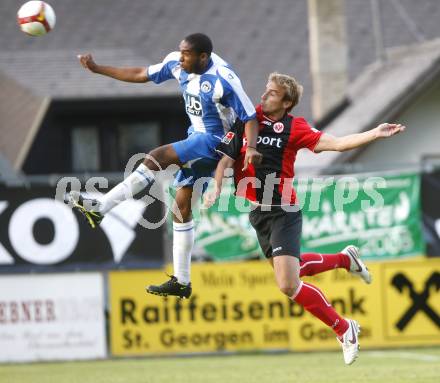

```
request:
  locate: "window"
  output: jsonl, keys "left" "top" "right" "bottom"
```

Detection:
{"left": 118, "top": 122, "right": 160, "bottom": 166}
{"left": 71, "top": 126, "right": 100, "bottom": 172}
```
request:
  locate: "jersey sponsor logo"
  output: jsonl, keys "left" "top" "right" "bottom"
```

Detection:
{"left": 222, "top": 131, "right": 235, "bottom": 144}
{"left": 184, "top": 93, "right": 203, "bottom": 117}
{"left": 261, "top": 120, "right": 272, "bottom": 126}
{"left": 244, "top": 136, "right": 282, "bottom": 148}
{"left": 200, "top": 81, "right": 212, "bottom": 93}
{"left": 273, "top": 122, "right": 284, "bottom": 133}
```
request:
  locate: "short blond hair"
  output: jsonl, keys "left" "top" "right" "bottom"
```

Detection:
{"left": 268, "top": 72, "right": 303, "bottom": 111}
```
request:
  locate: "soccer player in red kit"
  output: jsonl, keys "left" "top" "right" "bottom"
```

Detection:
{"left": 205, "top": 72, "right": 405, "bottom": 365}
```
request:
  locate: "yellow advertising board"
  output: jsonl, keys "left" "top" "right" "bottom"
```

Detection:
{"left": 109, "top": 261, "right": 294, "bottom": 356}
{"left": 109, "top": 258, "right": 440, "bottom": 356}
{"left": 382, "top": 261, "right": 440, "bottom": 343}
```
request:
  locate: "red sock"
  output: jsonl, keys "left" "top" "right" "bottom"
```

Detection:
{"left": 292, "top": 281, "right": 349, "bottom": 336}
{"left": 299, "top": 252, "right": 350, "bottom": 277}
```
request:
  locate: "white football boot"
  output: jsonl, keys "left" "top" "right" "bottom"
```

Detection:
{"left": 337, "top": 319, "right": 361, "bottom": 365}
{"left": 341, "top": 245, "right": 372, "bottom": 284}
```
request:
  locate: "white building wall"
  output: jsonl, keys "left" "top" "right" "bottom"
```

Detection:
{"left": 354, "top": 79, "right": 440, "bottom": 166}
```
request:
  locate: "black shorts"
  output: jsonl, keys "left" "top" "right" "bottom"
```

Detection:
{"left": 249, "top": 206, "right": 302, "bottom": 259}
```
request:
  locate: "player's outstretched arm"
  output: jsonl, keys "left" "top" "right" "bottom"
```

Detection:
{"left": 314, "top": 123, "right": 406, "bottom": 153}
{"left": 77, "top": 54, "right": 148, "bottom": 83}
{"left": 204, "top": 156, "right": 235, "bottom": 208}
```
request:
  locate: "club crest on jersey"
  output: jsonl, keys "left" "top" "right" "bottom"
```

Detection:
{"left": 222, "top": 131, "right": 235, "bottom": 144}
{"left": 184, "top": 92, "right": 203, "bottom": 117}
{"left": 200, "top": 81, "right": 212, "bottom": 93}
{"left": 273, "top": 122, "right": 284, "bottom": 133}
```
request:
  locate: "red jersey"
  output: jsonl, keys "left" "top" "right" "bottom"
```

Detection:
{"left": 216, "top": 105, "right": 322, "bottom": 205}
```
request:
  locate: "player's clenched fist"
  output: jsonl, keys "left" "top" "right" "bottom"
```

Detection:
{"left": 77, "top": 53, "right": 98, "bottom": 72}
{"left": 243, "top": 147, "right": 263, "bottom": 171}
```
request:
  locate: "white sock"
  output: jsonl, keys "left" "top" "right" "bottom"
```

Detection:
{"left": 173, "top": 220, "right": 195, "bottom": 285}
{"left": 99, "top": 163, "right": 154, "bottom": 214}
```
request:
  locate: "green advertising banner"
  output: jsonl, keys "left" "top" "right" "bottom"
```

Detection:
{"left": 298, "top": 172, "right": 424, "bottom": 260}
{"left": 182, "top": 172, "right": 424, "bottom": 262}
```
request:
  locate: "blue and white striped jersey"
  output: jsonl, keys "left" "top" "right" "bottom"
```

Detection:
{"left": 147, "top": 52, "right": 256, "bottom": 136}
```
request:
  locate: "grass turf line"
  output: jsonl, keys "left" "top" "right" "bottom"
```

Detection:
{"left": 0, "top": 348, "right": 439, "bottom": 383}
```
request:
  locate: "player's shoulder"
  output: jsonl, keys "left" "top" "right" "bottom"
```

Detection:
{"left": 291, "top": 115, "right": 319, "bottom": 131}
{"left": 162, "top": 51, "right": 181, "bottom": 64}
{"left": 211, "top": 52, "right": 229, "bottom": 67}
{"left": 217, "top": 65, "right": 238, "bottom": 78}
{"left": 216, "top": 66, "right": 242, "bottom": 91}
{"left": 209, "top": 53, "right": 234, "bottom": 75}
{"left": 290, "top": 115, "right": 307, "bottom": 125}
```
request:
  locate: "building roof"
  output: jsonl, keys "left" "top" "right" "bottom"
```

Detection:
{"left": 295, "top": 38, "right": 440, "bottom": 173}
{"left": 2, "top": 0, "right": 440, "bottom": 171}
{"left": 0, "top": 71, "right": 48, "bottom": 170}
{"left": 1, "top": 0, "right": 312, "bottom": 115}
{"left": 0, "top": 49, "right": 179, "bottom": 98}
{"left": 2, "top": 0, "right": 440, "bottom": 119}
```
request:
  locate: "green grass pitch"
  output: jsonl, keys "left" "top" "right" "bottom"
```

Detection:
{"left": 1, "top": 348, "right": 439, "bottom": 383}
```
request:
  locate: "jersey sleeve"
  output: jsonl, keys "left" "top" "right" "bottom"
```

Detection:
{"left": 293, "top": 117, "right": 323, "bottom": 152}
{"left": 147, "top": 51, "right": 180, "bottom": 84}
{"left": 217, "top": 67, "right": 256, "bottom": 123}
{"left": 215, "top": 119, "right": 244, "bottom": 160}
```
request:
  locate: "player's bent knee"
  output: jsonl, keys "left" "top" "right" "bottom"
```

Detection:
{"left": 146, "top": 144, "right": 181, "bottom": 169}
{"left": 278, "top": 278, "right": 302, "bottom": 297}
{"left": 143, "top": 152, "right": 161, "bottom": 171}
{"left": 175, "top": 208, "right": 192, "bottom": 222}
{"left": 279, "top": 285, "right": 296, "bottom": 297}
{"left": 172, "top": 202, "right": 192, "bottom": 223}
